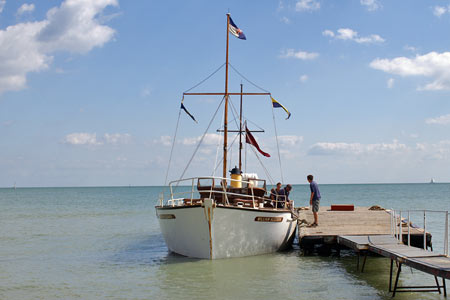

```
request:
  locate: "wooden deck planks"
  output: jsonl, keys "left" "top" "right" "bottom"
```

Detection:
{"left": 298, "top": 206, "right": 424, "bottom": 240}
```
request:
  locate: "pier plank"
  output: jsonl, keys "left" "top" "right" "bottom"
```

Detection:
{"left": 297, "top": 206, "right": 424, "bottom": 240}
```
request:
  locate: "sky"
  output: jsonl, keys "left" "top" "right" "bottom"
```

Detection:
{"left": 1, "top": 0, "right": 450, "bottom": 187}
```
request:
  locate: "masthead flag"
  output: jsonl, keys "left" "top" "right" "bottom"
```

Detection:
{"left": 246, "top": 126, "right": 270, "bottom": 157}
{"left": 271, "top": 97, "right": 291, "bottom": 120}
{"left": 229, "top": 16, "right": 246, "bottom": 40}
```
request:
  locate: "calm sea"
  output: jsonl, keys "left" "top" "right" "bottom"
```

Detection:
{"left": 1, "top": 184, "right": 450, "bottom": 300}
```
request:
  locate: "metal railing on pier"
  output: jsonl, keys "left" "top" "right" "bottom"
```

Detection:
{"left": 390, "top": 209, "right": 449, "bottom": 256}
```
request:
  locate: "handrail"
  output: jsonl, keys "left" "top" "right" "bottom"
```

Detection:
{"left": 161, "top": 176, "right": 291, "bottom": 209}
{"left": 170, "top": 175, "right": 266, "bottom": 186}
{"left": 390, "top": 209, "right": 449, "bottom": 256}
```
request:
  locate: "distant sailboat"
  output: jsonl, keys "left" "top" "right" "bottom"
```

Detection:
{"left": 13, "top": 182, "right": 16, "bottom": 190}
{"left": 430, "top": 178, "right": 435, "bottom": 184}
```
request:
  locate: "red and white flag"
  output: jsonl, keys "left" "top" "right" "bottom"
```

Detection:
{"left": 245, "top": 126, "right": 270, "bottom": 157}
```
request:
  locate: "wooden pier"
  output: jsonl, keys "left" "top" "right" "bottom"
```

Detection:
{"left": 296, "top": 206, "right": 449, "bottom": 297}
{"left": 297, "top": 206, "right": 430, "bottom": 253}
{"left": 338, "top": 235, "right": 449, "bottom": 296}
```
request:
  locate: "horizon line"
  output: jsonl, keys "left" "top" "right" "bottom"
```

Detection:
{"left": 0, "top": 182, "right": 447, "bottom": 189}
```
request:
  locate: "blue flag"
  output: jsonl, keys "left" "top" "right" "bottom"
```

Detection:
{"left": 229, "top": 16, "right": 246, "bottom": 40}
{"left": 181, "top": 102, "right": 197, "bottom": 123}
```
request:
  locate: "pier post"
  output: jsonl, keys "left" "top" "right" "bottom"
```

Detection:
{"left": 392, "top": 262, "right": 402, "bottom": 297}
{"left": 389, "top": 259, "right": 393, "bottom": 292}
{"left": 424, "top": 211, "right": 427, "bottom": 250}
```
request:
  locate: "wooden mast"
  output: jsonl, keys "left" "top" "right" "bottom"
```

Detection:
{"left": 223, "top": 13, "right": 230, "bottom": 181}
{"left": 239, "top": 83, "right": 243, "bottom": 171}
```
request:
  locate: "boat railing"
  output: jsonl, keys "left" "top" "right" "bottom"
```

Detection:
{"left": 161, "top": 176, "right": 290, "bottom": 209}
{"left": 390, "top": 209, "right": 449, "bottom": 256}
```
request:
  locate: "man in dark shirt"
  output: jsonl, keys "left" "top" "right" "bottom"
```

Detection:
{"left": 277, "top": 184, "right": 292, "bottom": 209}
{"left": 270, "top": 182, "right": 282, "bottom": 207}
{"left": 307, "top": 175, "right": 321, "bottom": 226}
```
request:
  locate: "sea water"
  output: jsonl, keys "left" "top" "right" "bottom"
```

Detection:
{"left": 1, "top": 184, "right": 450, "bottom": 300}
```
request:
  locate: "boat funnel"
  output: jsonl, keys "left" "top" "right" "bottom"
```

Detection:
{"left": 229, "top": 166, "right": 242, "bottom": 188}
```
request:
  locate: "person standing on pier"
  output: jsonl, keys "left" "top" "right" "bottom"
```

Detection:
{"left": 307, "top": 175, "right": 321, "bottom": 226}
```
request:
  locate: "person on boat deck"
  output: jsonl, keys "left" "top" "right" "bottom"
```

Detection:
{"left": 270, "top": 182, "right": 282, "bottom": 206}
{"left": 307, "top": 175, "right": 321, "bottom": 226}
{"left": 277, "top": 184, "right": 292, "bottom": 209}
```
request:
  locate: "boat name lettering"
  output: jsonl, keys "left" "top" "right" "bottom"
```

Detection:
{"left": 158, "top": 214, "right": 176, "bottom": 219}
{"left": 254, "top": 216, "right": 283, "bottom": 222}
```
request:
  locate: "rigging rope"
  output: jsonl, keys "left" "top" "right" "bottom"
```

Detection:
{"left": 271, "top": 99, "right": 284, "bottom": 183}
{"left": 184, "top": 63, "right": 226, "bottom": 93}
{"left": 212, "top": 104, "right": 224, "bottom": 177}
{"left": 245, "top": 118, "right": 265, "bottom": 132}
{"left": 248, "top": 144, "right": 275, "bottom": 185}
{"left": 228, "top": 65, "right": 285, "bottom": 183}
{"left": 211, "top": 130, "right": 240, "bottom": 175}
{"left": 229, "top": 63, "right": 270, "bottom": 93}
{"left": 164, "top": 108, "right": 182, "bottom": 186}
{"left": 176, "top": 96, "right": 225, "bottom": 186}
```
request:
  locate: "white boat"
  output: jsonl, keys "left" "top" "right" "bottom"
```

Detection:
{"left": 156, "top": 178, "right": 297, "bottom": 259}
{"left": 156, "top": 14, "right": 297, "bottom": 259}
{"left": 430, "top": 178, "right": 435, "bottom": 184}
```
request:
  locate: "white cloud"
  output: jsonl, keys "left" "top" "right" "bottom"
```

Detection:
{"left": 360, "top": 0, "right": 381, "bottom": 11}
{"left": 387, "top": 78, "right": 394, "bottom": 88}
{"left": 155, "top": 135, "right": 172, "bottom": 147}
{"left": 415, "top": 140, "right": 450, "bottom": 160}
{"left": 64, "top": 133, "right": 102, "bottom": 145}
{"left": 295, "top": 0, "right": 320, "bottom": 12}
{"left": 280, "top": 49, "right": 319, "bottom": 60}
{"left": 0, "top": 0, "right": 5, "bottom": 13}
{"left": 404, "top": 45, "right": 418, "bottom": 52}
{"left": 278, "top": 135, "right": 303, "bottom": 146}
{"left": 324, "top": 28, "right": 385, "bottom": 44}
{"left": 0, "top": 0, "right": 118, "bottom": 95}
{"left": 433, "top": 6, "right": 448, "bottom": 17}
{"left": 181, "top": 133, "right": 223, "bottom": 146}
{"left": 64, "top": 132, "right": 131, "bottom": 146}
{"left": 299, "top": 74, "right": 308, "bottom": 83}
{"left": 370, "top": 52, "right": 450, "bottom": 91}
{"left": 416, "top": 143, "right": 426, "bottom": 151}
{"left": 17, "top": 3, "right": 35, "bottom": 15}
{"left": 280, "top": 16, "right": 290, "bottom": 24}
{"left": 104, "top": 133, "right": 131, "bottom": 144}
{"left": 426, "top": 114, "right": 450, "bottom": 125}
{"left": 322, "top": 30, "right": 334, "bottom": 37}
{"left": 308, "top": 140, "right": 407, "bottom": 156}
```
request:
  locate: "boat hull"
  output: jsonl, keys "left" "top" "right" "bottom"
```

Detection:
{"left": 156, "top": 200, "right": 296, "bottom": 259}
